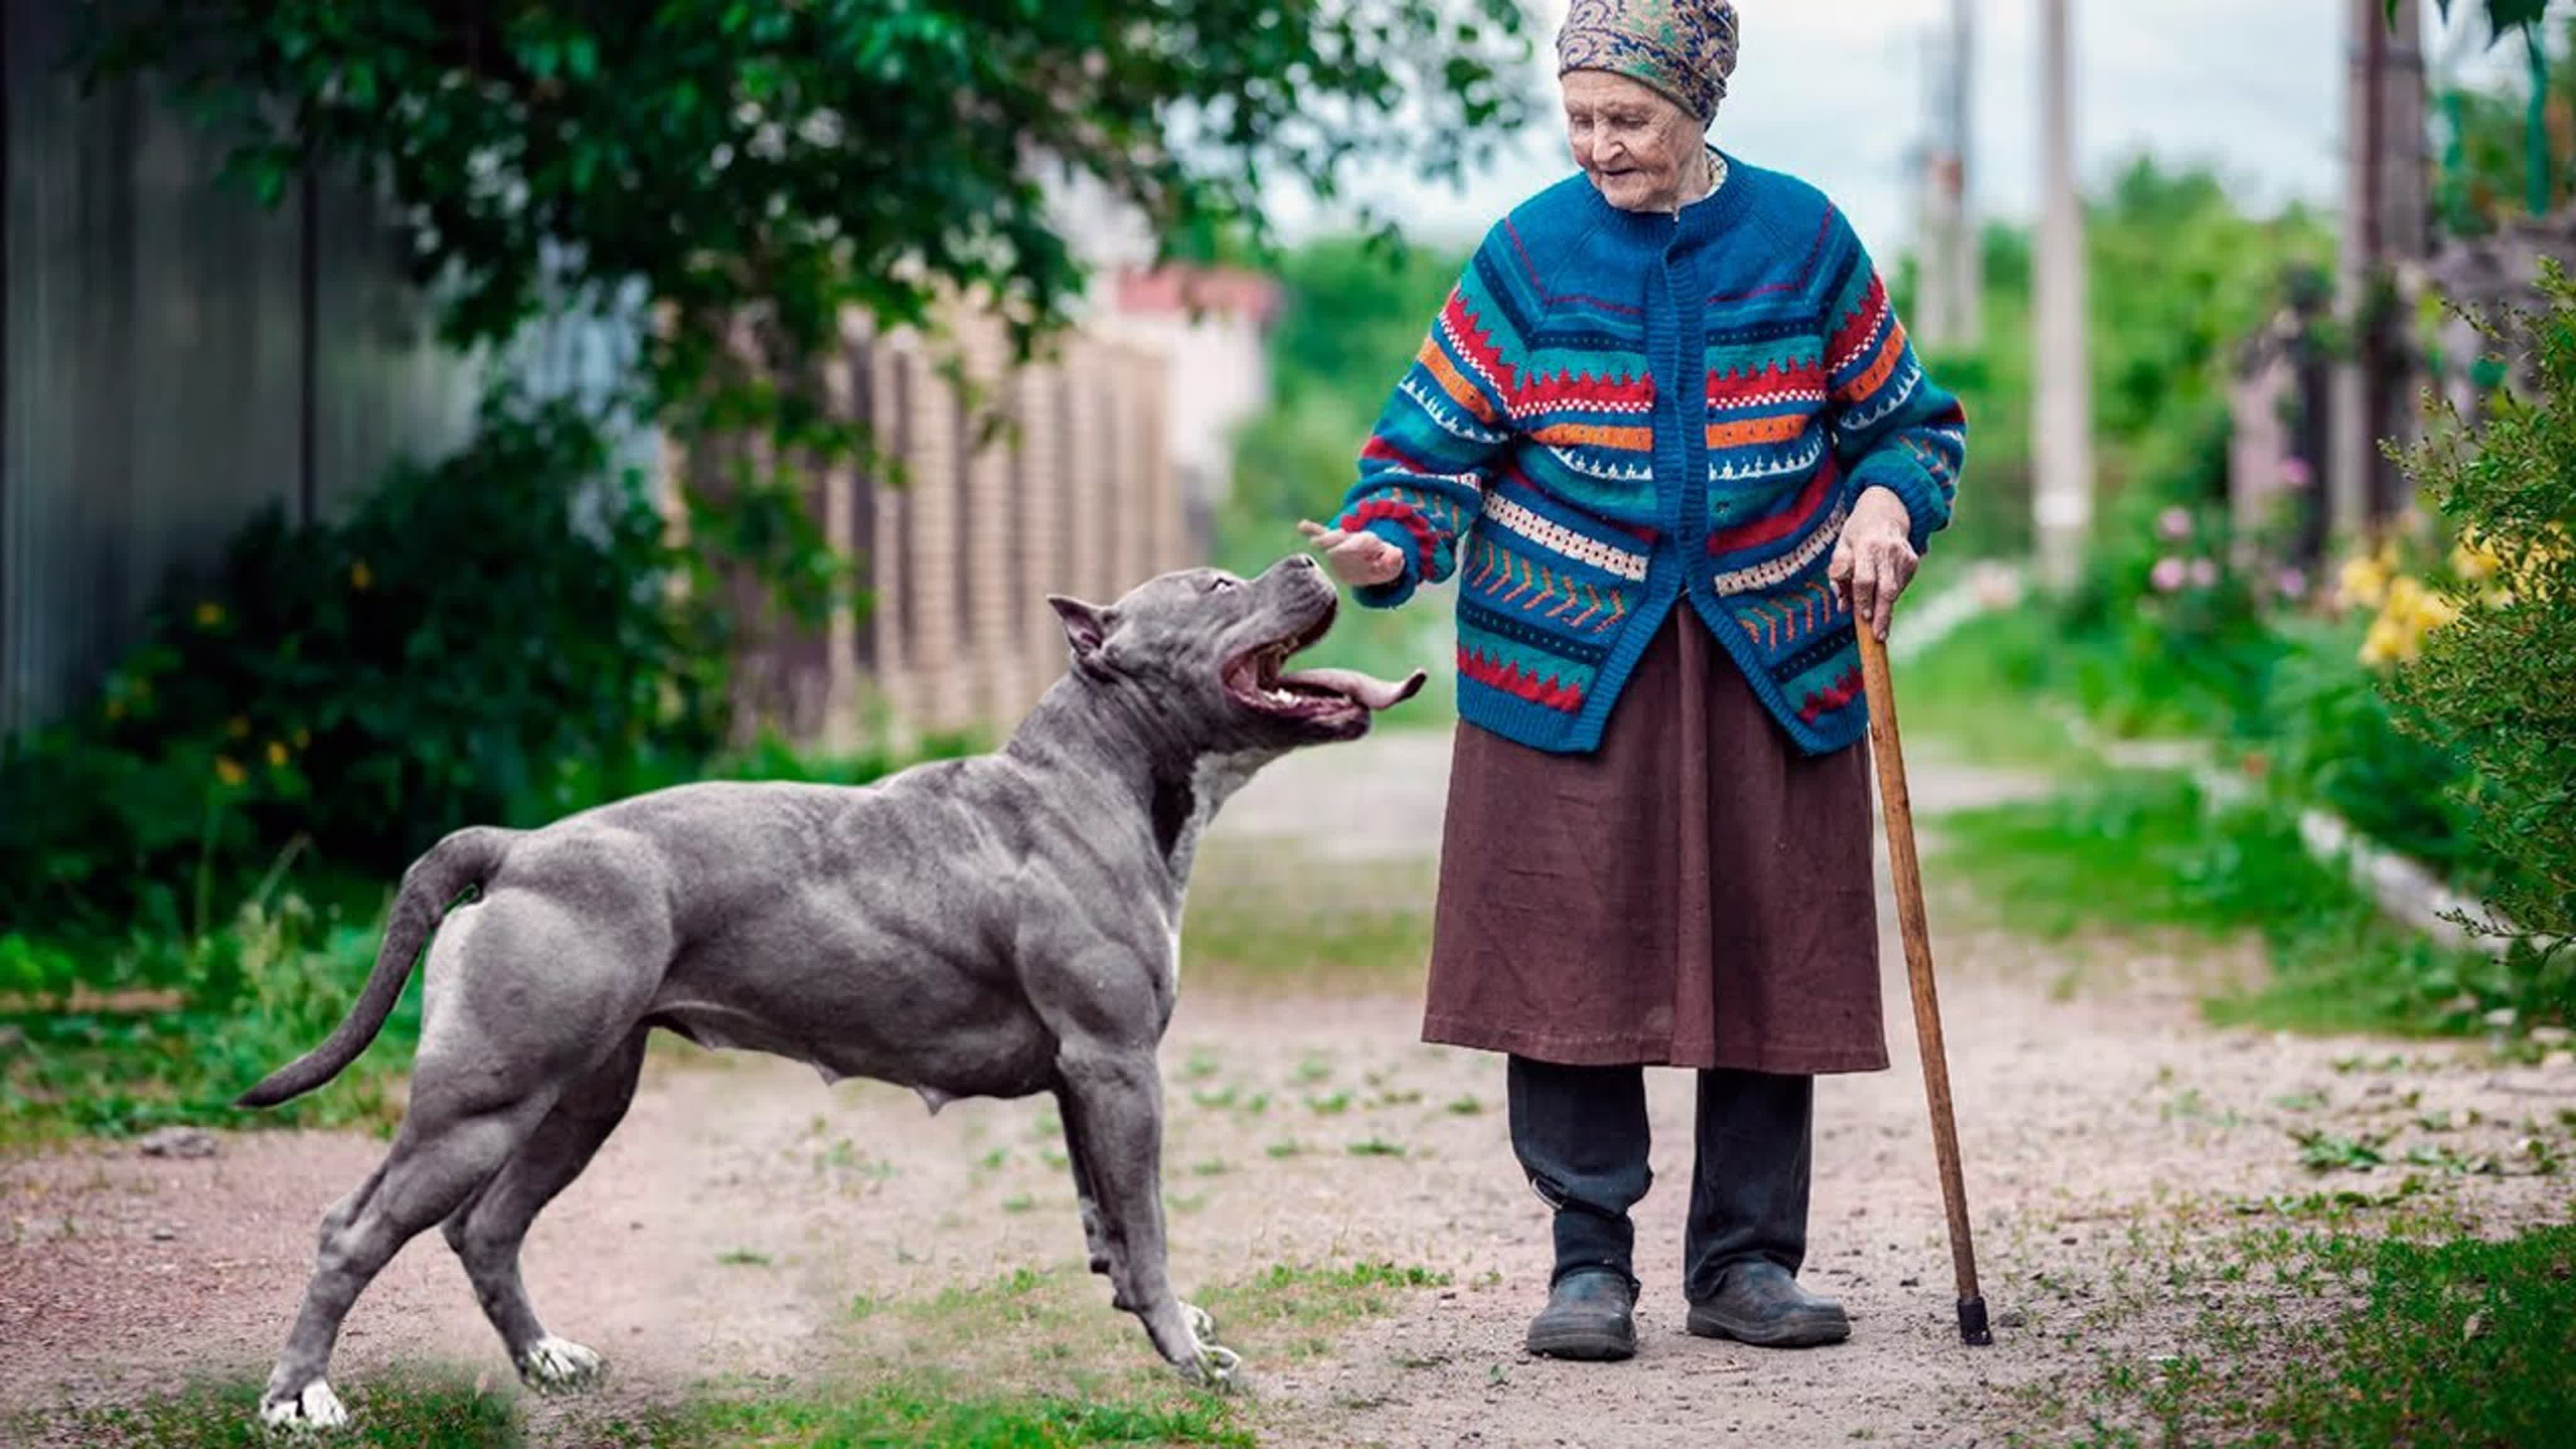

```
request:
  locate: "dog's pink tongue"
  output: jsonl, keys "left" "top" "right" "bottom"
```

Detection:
{"left": 1280, "top": 667, "right": 1428, "bottom": 711}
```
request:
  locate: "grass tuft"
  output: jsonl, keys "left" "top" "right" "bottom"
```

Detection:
{"left": 2045, "top": 1224, "right": 2576, "bottom": 1448}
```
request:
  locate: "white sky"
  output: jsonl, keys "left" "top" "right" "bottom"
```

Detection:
{"left": 1265, "top": 1, "right": 2529, "bottom": 260}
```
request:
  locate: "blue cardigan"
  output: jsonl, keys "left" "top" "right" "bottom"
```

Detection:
{"left": 1332, "top": 157, "right": 1967, "bottom": 756}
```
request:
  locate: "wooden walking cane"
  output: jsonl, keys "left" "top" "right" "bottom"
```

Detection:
{"left": 1854, "top": 620, "right": 1994, "bottom": 1346}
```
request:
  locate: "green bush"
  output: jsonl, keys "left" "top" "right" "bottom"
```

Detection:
{"left": 2053, "top": 408, "right": 2294, "bottom": 743}
{"left": 1, "top": 891, "right": 409, "bottom": 1140}
{"left": 2387, "top": 260, "right": 2576, "bottom": 962}
{"left": 2260, "top": 617, "right": 2481, "bottom": 884}
{"left": 0, "top": 386, "right": 727, "bottom": 949}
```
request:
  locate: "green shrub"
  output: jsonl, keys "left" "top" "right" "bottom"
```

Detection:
{"left": 1, "top": 891, "right": 409, "bottom": 1140}
{"left": 2260, "top": 617, "right": 2480, "bottom": 884}
{"left": 2387, "top": 260, "right": 2576, "bottom": 965}
{"left": 2054, "top": 423, "right": 2293, "bottom": 743}
{"left": 0, "top": 386, "right": 728, "bottom": 947}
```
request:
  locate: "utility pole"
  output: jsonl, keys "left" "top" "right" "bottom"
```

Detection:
{"left": 2033, "top": 0, "right": 2091, "bottom": 590}
{"left": 1946, "top": 0, "right": 1980, "bottom": 352}
{"left": 2333, "top": 0, "right": 2429, "bottom": 538}
{"left": 2376, "top": 0, "right": 2429, "bottom": 519}
{"left": 1911, "top": 0, "right": 1979, "bottom": 353}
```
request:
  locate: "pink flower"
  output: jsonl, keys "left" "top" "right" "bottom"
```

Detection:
{"left": 2189, "top": 558, "right": 2219, "bottom": 589}
{"left": 2276, "top": 567, "right": 2309, "bottom": 601}
{"left": 2157, "top": 507, "right": 2193, "bottom": 543}
{"left": 2281, "top": 457, "right": 2314, "bottom": 490}
{"left": 2150, "top": 557, "right": 2187, "bottom": 593}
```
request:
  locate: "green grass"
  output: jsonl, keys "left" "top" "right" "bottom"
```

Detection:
{"left": 1192, "top": 1260, "right": 1453, "bottom": 1364}
{"left": 650, "top": 1382, "right": 1252, "bottom": 1448}
{"left": 33, "top": 1257, "right": 1448, "bottom": 1447}
{"left": 1177, "top": 841, "right": 1435, "bottom": 996}
{"left": 1888, "top": 603, "right": 2094, "bottom": 771}
{"left": 39, "top": 1374, "right": 1248, "bottom": 1449}
{"left": 1931, "top": 769, "right": 2531, "bottom": 1036}
{"left": 39, "top": 1370, "right": 515, "bottom": 1448}
{"left": 2044, "top": 1224, "right": 2576, "bottom": 1448}
{"left": 0, "top": 893, "right": 418, "bottom": 1145}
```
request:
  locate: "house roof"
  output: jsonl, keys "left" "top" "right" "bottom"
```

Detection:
{"left": 1112, "top": 265, "right": 1283, "bottom": 327}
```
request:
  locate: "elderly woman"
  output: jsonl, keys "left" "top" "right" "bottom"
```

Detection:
{"left": 1299, "top": 1, "right": 1966, "bottom": 1361}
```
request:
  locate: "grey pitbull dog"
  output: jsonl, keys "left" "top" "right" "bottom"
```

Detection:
{"left": 236, "top": 553, "right": 1424, "bottom": 1430}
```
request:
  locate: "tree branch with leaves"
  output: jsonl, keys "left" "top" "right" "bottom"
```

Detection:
{"left": 79, "top": 0, "right": 1534, "bottom": 452}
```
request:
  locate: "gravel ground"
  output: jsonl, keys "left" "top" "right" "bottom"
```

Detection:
{"left": 5, "top": 729, "right": 2570, "bottom": 1446}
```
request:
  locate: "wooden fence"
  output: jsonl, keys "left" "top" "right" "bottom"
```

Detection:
{"left": 672, "top": 306, "right": 1186, "bottom": 753}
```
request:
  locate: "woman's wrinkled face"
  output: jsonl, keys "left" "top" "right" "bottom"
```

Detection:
{"left": 1562, "top": 69, "right": 1705, "bottom": 214}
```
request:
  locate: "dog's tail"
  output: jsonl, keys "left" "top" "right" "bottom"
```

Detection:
{"left": 235, "top": 826, "right": 516, "bottom": 1110}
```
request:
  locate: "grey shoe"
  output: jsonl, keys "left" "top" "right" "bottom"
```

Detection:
{"left": 1685, "top": 1260, "right": 1849, "bottom": 1348}
{"left": 1524, "top": 1269, "right": 1637, "bottom": 1361}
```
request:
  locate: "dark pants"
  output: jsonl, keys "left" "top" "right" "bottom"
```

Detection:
{"left": 1507, "top": 1055, "right": 1813, "bottom": 1304}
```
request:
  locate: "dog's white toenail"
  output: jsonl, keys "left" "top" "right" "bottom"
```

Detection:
{"left": 516, "top": 1336, "right": 606, "bottom": 1392}
{"left": 258, "top": 1380, "right": 349, "bottom": 1431}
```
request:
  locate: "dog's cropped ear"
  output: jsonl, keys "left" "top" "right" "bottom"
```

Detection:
{"left": 1047, "top": 594, "right": 1116, "bottom": 677}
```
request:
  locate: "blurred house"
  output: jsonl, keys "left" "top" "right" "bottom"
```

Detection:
{"left": 2226, "top": 215, "right": 2576, "bottom": 560}
{"left": 670, "top": 166, "right": 1281, "bottom": 754}
{"left": 1099, "top": 265, "right": 1283, "bottom": 562}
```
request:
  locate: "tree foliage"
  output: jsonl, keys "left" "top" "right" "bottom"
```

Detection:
{"left": 2389, "top": 262, "right": 2576, "bottom": 962}
{"left": 2401, "top": 0, "right": 2548, "bottom": 40}
{"left": 78, "top": 0, "right": 1535, "bottom": 452}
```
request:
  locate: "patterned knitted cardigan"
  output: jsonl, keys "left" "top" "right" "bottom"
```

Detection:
{"left": 1331, "top": 157, "right": 1967, "bottom": 757}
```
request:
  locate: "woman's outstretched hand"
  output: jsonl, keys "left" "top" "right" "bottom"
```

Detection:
{"left": 1297, "top": 519, "right": 1406, "bottom": 587}
{"left": 1828, "top": 487, "right": 1918, "bottom": 641}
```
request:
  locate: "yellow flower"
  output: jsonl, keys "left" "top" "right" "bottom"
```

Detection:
{"left": 2359, "top": 613, "right": 2414, "bottom": 667}
{"left": 2382, "top": 574, "right": 2427, "bottom": 624}
{"left": 214, "top": 756, "right": 247, "bottom": 787}
{"left": 105, "top": 698, "right": 125, "bottom": 721}
{"left": 2414, "top": 589, "right": 2460, "bottom": 631}
{"left": 194, "top": 601, "right": 225, "bottom": 628}
{"left": 2338, "top": 552, "right": 2390, "bottom": 611}
{"left": 350, "top": 560, "right": 373, "bottom": 592}
{"left": 292, "top": 728, "right": 311, "bottom": 750}
{"left": 265, "top": 740, "right": 289, "bottom": 769}
{"left": 226, "top": 715, "right": 251, "bottom": 739}
{"left": 2450, "top": 529, "right": 2502, "bottom": 583}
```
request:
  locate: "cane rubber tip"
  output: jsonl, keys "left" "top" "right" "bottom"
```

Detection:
{"left": 1958, "top": 1296, "right": 1993, "bottom": 1346}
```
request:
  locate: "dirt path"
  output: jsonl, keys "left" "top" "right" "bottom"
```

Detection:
{"left": 5, "top": 729, "right": 2572, "bottom": 1446}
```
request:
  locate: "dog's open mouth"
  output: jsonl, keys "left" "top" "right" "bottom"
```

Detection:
{"left": 1221, "top": 600, "right": 1426, "bottom": 724}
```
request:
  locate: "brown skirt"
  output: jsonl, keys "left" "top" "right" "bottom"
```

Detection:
{"left": 1423, "top": 611, "right": 1889, "bottom": 1075}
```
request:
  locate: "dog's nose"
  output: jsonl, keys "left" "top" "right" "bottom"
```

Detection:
{"left": 1289, "top": 554, "right": 1320, "bottom": 571}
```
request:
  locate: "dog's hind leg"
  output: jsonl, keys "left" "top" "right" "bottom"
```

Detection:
{"left": 258, "top": 1089, "right": 558, "bottom": 1429}
{"left": 1056, "top": 1045, "right": 1241, "bottom": 1388}
{"left": 443, "top": 1026, "right": 650, "bottom": 1392}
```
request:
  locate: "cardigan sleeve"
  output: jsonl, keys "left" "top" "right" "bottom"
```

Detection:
{"left": 1818, "top": 209, "right": 1968, "bottom": 557}
{"left": 1330, "top": 236, "right": 1523, "bottom": 608}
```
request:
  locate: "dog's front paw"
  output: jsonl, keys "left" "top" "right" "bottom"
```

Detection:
{"left": 1175, "top": 1302, "right": 1243, "bottom": 1392}
{"left": 258, "top": 1380, "right": 349, "bottom": 1432}
{"left": 516, "top": 1336, "right": 606, "bottom": 1394}
{"left": 1187, "top": 1340, "right": 1245, "bottom": 1391}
